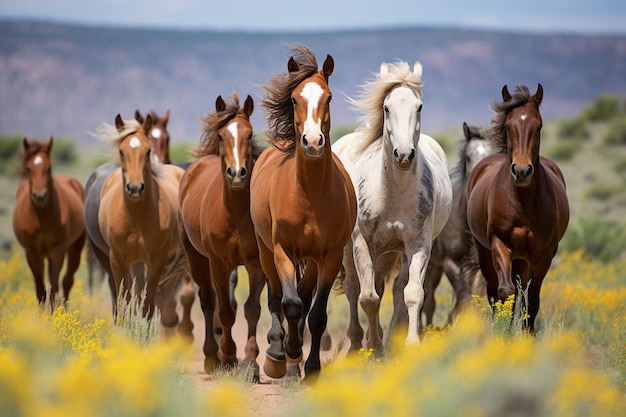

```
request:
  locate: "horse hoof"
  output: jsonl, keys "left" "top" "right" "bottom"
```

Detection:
{"left": 320, "top": 332, "right": 333, "bottom": 351}
{"left": 204, "top": 357, "right": 220, "bottom": 374}
{"left": 263, "top": 355, "right": 286, "bottom": 379}
{"left": 240, "top": 361, "right": 260, "bottom": 383}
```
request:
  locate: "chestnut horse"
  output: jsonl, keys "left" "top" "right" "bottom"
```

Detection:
{"left": 91, "top": 115, "right": 192, "bottom": 334}
{"left": 250, "top": 45, "right": 357, "bottom": 380}
{"left": 12, "top": 137, "right": 85, "bottom": 311}
{"left": 178, "top": 93, "right": 266, "bottom": 379}
{"left": 466, "top": 84, "right": 569, "bottom": 332}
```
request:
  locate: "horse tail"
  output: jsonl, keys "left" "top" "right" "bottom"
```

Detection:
{"left": 460, "top": 243, "right": 487, "bottom": 298}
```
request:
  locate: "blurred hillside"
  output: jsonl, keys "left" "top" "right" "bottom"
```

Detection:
{"left": 1, "top": 20, "right": 625, "bottom": 145}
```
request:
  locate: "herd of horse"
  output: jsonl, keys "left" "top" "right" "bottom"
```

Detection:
{"left": 11, "top": 44, "right": 569, "bottom": 381}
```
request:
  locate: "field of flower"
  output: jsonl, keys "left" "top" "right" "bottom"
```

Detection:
{"left": 1, "top": 244, "right": 624, "bottom": 417}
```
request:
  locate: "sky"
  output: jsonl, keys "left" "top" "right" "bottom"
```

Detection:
{"left": 1, "top": 0, "right": 625, "bottom": 34}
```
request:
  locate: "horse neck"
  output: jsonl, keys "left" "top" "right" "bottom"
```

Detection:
{"left": 295, "top": 141, "right": 334, "bottom": 193}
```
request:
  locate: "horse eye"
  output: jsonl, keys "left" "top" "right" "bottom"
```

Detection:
{"left": 119, "top": 150, "right": 124, "bottom": 159}
{"left": 383, "top": 105, "right": 389, "bottom": 114}
{"left": 291, "top": 98, "right": 297, "bottom": 106}
{"left": 417, "top": 104, "right": 423, "bottom": 113}
{"left": 327, "top": 95, "right": 332, "bottom": 104}
{"left": 218, "top": 135, "right": 223, "bottom": 142}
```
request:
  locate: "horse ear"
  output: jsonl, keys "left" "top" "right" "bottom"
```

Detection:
{"left": 413, "top": 61, "right": 423, "bottom": 78}
{"left": 162, "top": 109, "right": 170, "bottom": 126}
{"left": 533, "top": 83, "right": 544, "bottom": 106}
{"left": 379, "top": 62, "right": 389, "bottom": 75}
{"left": 115, "top": 114, "right": 125, "bottom": 132}
{"left": 134, "top": 110, "right": 144, "bottom": 125}
{"left": 23, "top": 137, "right": 30, "bottom": 152}
{"left": 45, "top": 136, "right": 54, "bottom": 152}
{"left": 215, "top": 95, "right": 226, "bottom": 112}
{"left": 288, "top": 56, "right": 299, "bottom": 73}
{"left": 322, "top": 54, "right": 334, "bottom": 80}
{"left": 463, "top": 122, "right": 471, "bottom": 141}
{"left": 243, "top": 95, "right": 254, "bottom": 117}
{"left": 502, "top": 85, "right": 512, "bottom": 102}
{"left": 143, "top": 113, "right": 153, "bottom": 133}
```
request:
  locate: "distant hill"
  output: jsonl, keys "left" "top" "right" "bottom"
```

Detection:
{"left": 1, "top": 20, "right": 625, "bottom": 145}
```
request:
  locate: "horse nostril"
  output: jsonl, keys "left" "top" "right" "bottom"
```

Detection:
{"left": 408, "top": 149, "right": 415, "bottom": 161}
{"left": 240, "top": 167, "right": 247, "bottom": 179}
{"left": 393, "top": 149, "right": 399, "bottom": 160}
{"left": 510, "top": 164, "right": 517, "bottom": 176}
{"left": 302, "top": 135, "right": 308, "bottom": 147}
{"left": 226, "top": 167, "right": 234, "bottom": 180}
{"left": 318, "top": 135, "right": 324, "bottom": 147}
{"left": 525, "top": 165, "right": 533, "bottom": 177}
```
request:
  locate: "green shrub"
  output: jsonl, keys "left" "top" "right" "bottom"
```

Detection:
{"left": 50, "top": 137, "right": 77, "bottom": 165}
{"left": 603, "top": 116, "right": 626, "bottom": 145}
{"left": 584, "top": 183, "right": 624, "bottom": 201}
{"left": 547, "top": 139, "right": 583, "bottom": 161}
{"left": 561, "top": 217, "right": 626, "bottom": 262}
{"left": 582, "top": 94, "right": 626, "bottom": 122}
{"left": 556, "top": 117, "right": 589, "bottom": 140}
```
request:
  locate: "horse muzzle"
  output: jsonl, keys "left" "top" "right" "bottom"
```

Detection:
{"left": 510, "top": 163, "right": 534, "bottom": 187}
{"left": 31, "top": 190, "right": 49, "bottom": 206}
{"left": 302, "top": 134, "right": 325, "bottom": 159}
{"left": 125, "top": 182, "right": 145, "bottom": 199}
{"left": 394, "top": 148, "right": 416, "bottom": 170}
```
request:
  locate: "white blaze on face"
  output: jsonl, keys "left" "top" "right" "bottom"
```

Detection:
{"left": 521, "top": 114, "right": 527, "bottom": 121}
{"left": 151, "top": 128, "right": 162, "bottom": 139}
{"left": 33, "top": 155, "right": 43, "bottom": 165}
{"left": 300, "top": 82, "right": 323, "bottom": 138}
{"left": 227, "top": 122, "right": 240, "bottom": 172}
{"left": 129, "top": 137, "right": 141, "bottom": 148}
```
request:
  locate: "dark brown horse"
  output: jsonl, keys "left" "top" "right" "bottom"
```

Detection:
{"left": 178, "top": 93, "right": 266, "bottom": 379}
{"left": 466, "top": 84, "right": 569, "bottom": 332}
{"left": 250, "top": 45, "right": 357, "bottom": 380}
{"left": 12, "top": 137, "right": 86, "bottom": 311}
{"left": 134, "top": 109, "right": 172, "bottom": 164}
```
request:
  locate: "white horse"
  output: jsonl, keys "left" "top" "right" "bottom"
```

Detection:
{"left": 333, "top": 61, "right": 453, "bottom": 355}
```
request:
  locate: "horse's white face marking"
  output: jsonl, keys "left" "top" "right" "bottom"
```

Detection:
{"left": 300, "top": 82, "right": 323, "bottom": 136}
{"left": 521, "top": 114, "right": 527, "bottom": 121}
{"left": 33, "top": 155, "right": 43, "bottom": 165}
{"left": 150, "top": 128, "right": 162, "bottom": 139}
{"left": 227, "top": 122, "right": 241, "bottom": 172}
{"left": 129, "top": 137, "right": 141, "bottom": 148}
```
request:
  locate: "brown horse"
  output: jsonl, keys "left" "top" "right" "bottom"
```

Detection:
{"left": 466, "top": 84, "right": 569, "bottom": 332}
{"left": 178, "top": 93, "right": 266, "bottom": 378}
{"left": 12, "top": 137, "right": 86, "bottom": 312}
{"left": 134, "top": 109, "right": 172, "bottom": 164}
{"left": 250, "top": 45, "right": 357, "bottom": 380}
{"left": 92, "top": 114, "right": 191, "bottom": 332}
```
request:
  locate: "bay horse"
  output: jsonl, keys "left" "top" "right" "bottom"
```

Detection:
{"left": 178, "top": 93, "right": 266, "bottom": 379}
{"left": 91, "top": 114, "right": 193, "bottom": 334}
{"left": 466, "top": 84, "right": 569, "bottom": 332}
{"left": 12, "top": 137, "right": 86, "bottom": 312}
{"left": 250, "top": 45, "right": 357, "bottom": 380}
{"left": 421, "top": 122, "right": 495, "bottom": 327}
{"left": 134, "top": 109, "right": 172, "bottom": 164}
{"left": 332, "top": 61, "right": 452, "bottom": 355}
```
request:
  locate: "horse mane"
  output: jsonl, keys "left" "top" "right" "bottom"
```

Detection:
{"left": 452, "top": 125, "right": 484, "bottom": 180}
{"left": 483, "top": 84, "right": 534, "bottom": 154}
{"left": 18, "top": 138, "right": 49, "bottom": 177}
{"left": 260, "top": 44, "right": 320, "bottom": 155}
{"left": 89, "top": 119, "right": 164, "bottom": 176}
{"left": 350, "top": 61, "right": 424, "bottom": 157}
{"left": 193, "top": 92, "right": 264, "bottom": 160}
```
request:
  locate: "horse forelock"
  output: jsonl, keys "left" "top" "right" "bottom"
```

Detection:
{"left": 18, "top": 140, "right": 51, "bottom": 177}
{"left": 484, "top": 84, "right": 534, "bottom": 154}
{"left": 261, "top": 45, "right": 320, "bottom": 155}
{"left": 194, "top": 94, "right": 244, "bottom": 158}
{"left": 349, "top": 61, "right": 423, "bottom": 157}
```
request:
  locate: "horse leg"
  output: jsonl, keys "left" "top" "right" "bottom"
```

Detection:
{"left": 240, "top": 262, "right": 265, "bottom": 381}
{"left": 275, "top": 248, "right": 303, "bottom": 372}
{"left": 177, "top": 275, "right": 195, "bottom": 342}
{"left": 422, "top": 261, "right": 442, "bottom": 327}
{"left": 443, "top": 257, "right": 472, "bottom": 325}
{"left": 341, "top": 241, "right": 364, "bottom": 352}
{"left": 257, "top": 239, "right": 287, "bottom": 379}
{"left": 155, "top": 275, "right": 181, "bottom": 337}
{"left": 47, "top": 246, "right": 66, "bottom": 312}
{"left": 181, "top": 234, "right": 219, "bottom": 372}
{"left": 211, "top": 261, "right": 237, "bottom": 368}
{"left": 390, "top": 255, "right": 408, "bottom": 330}
{"left": 404, "top": 244, "right": 431, "bottom": 345}
{"left": 62, "top": 232, "right": 86, "bottom": 303}
{"left": 290, "top": 261, "right": 319, "bottom": 378}
{"left": 353, "top": 232, "right": 383, "bottom": 355}
{"left": 490, "top": 236, "right": 515, "bottom": 301}
{"left": 25, "top": 250, "right": 46, "bottom": 307}
{"left": 304, "top": 255, "right": 342, "bottom": 381}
